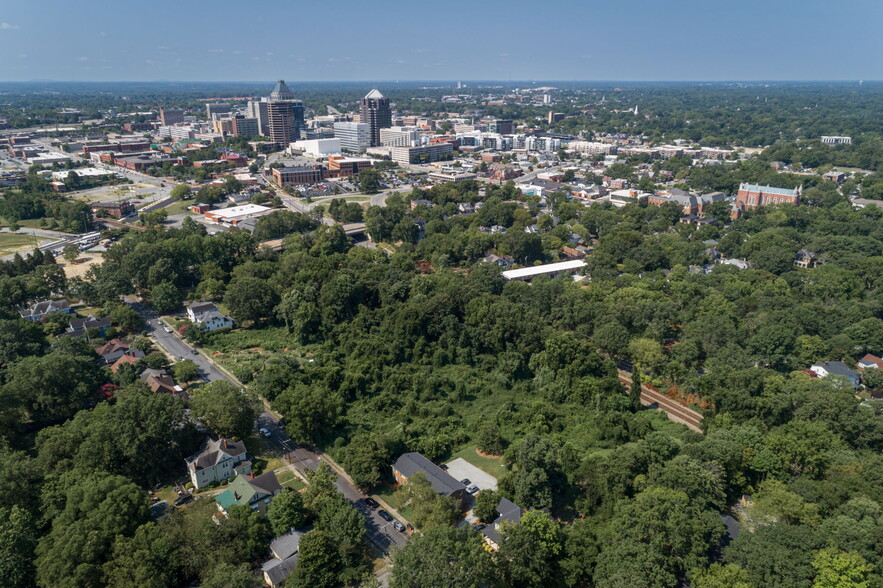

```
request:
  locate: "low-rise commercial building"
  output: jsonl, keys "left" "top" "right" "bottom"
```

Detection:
{"left": 272, "top": 166, "right": 325, "bottom": 186}
{"left": 391, "top": 142, "right": 453, "bottom": 165}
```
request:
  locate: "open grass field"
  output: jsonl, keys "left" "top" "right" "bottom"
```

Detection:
{"left": 0, "top": 232, "right": 48, "bottom": 256}
{"left": 161, "top": 199, "right": 196, "bottom": 216}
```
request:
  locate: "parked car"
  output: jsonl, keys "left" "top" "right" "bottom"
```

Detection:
{"left": 466, "top": 484, "right": 479, "bottom": 494}
{"left": 439, "top": 464, "right": 449, "bottom": 471}
{"left": 460, "top": 478, "right": 471, "bottom": 486}
{"left": 473, "top": 524, "right": 486, "bottom": 531}
{"left": 393, "top": 521, "right": 405, "bottom": 532}
{"left": 191, "top": 349, "right": 198, "bottom": 355}
{"left": 378, "top": 510, "right": 393, "bottom": 522}
{"left": 364, "top": 498, "right": 379, "bottom": 509}
{"left": 406, "top": 523, "right": 414, "bottom": 532}
{"left": 174, "top": 494, "right": 193, "bottom": 506}
{"left": 259, "top": 428, "right": 272, "bottom": 438}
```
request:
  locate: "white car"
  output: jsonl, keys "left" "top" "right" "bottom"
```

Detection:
{"left": 259, "top": 428, "right": 272, "bottom": 438}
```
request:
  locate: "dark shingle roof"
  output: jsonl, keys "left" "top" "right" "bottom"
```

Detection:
{"left": 393, "top": 452, "right": 465, "bottom": 496}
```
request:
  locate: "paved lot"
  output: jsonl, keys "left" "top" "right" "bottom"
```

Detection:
{"left": 443, "top": 458, "right": 498, "bottom": 491}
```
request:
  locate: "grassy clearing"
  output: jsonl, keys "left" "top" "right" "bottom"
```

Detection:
{"left": 276, "top": 470, "right": 306, "bottom": 491}
{"left": 0, "top": 232, "right": 44, "bottom": 256}
{"left": 373, "top": 484, "right": 417, "bottom": 522}
{"left": 162, "top": 200, "right": 196, "bottom": 215}
{"left": 448, "top": 444, "right": 507, "bottom": 480}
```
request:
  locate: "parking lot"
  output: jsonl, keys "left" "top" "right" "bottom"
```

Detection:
{"left": 443, "top": 458, "right": 498, "bottom": 492}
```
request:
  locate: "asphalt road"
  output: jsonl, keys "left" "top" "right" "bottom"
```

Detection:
{"left": 128, "top": 300, "right": 408, "bottom": 553}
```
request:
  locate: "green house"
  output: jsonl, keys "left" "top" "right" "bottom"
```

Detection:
{"left": 215, "top": 472, "right": 282, "bottom": 516}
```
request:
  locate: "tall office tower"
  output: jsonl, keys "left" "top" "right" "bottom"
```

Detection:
{"left": 360, "top": 89, "right": 392, "bottom": 147}
{"left": 206, "top": 102, "right": 232, "bottom": 119}
{"left": 247, "top": 99, "right": 269, "bottom": 136}
{"left": 266, "top": 80, "right": 305, "bottom": 144}
{"left": 267, "top": 100, "right": 297, "bottom": 146}
{"left": 159, "top": 107, "right": 185, "bottom": 126}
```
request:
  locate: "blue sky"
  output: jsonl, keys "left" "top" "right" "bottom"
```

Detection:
{"left": 0, "top": 0, "right": 879, "bottom": 81}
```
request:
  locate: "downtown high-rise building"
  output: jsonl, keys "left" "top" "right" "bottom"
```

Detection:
{"left": 359, "top": 89, "right": 392, "bottom": 147}
{"left": 264, "top": 80, "right": 306, "bottom": 145}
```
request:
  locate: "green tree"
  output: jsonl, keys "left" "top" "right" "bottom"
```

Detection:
{"left": 150, "top": 280, "right": 183, "bottom": 314}
{"left": 190, "top": 381, "right": 260, "bottom": 439}
{"left": 404, "top": 471, "right": 460, "bottom": 530}
{"left": 268, "top": 490, "right": 307, "bottom": 536}
{"left": 224, "top": 277, "right": 279, "bottom": 324}
{"left": 357, "top": 168, "right": 382, "bottom": 194}
{"left": 200, "top": 563, "right": 262, "bottom": 588}
{"left": 170, "top": 183, "right": 192, "bottom": 200}
{"left": 473, "top": 489, "right": 500, "bottom": 523}
{"left": 292, "top": 530, "right": 341, "bottom": 588}
{"left": 62, "top": 242, "right": 79, "bottom": 263}
{"left": 476, "top": 422, "right": 505, "bottom": 456}
{"left": 275, "top": 384, "right": 341, "bottom": 445}
{"left": 811, "top": 548, "right": 871, "bottom": 588}
{"left": 690, "top": 563, "right": 754, "bottom": 588}
{"left": 35, "top": 473, "right": 150, "bottom": 588}
{"left": 0, "top": 505, "right": 37, "bottom": 588}
{"left": 495, "top": 511, "right": 565, "bottom": 588}
{"left": 390, "top": 525, "right": 494, "bottom": 588}
{"left": 173, "top": 359, "right": 200, "bottom": 383}
{"left": 302, "top": 462, "right": 338, "bottom": 514}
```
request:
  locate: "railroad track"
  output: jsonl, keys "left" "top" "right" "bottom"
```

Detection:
{"left": 617, "top": 370, "right": 704, "bottom": 433}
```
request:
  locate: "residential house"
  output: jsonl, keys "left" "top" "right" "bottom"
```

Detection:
{"left": 186, "top": 437, "right": 251, "bottom": 489}
{"left": 809, "top": 361, "right": 861, "bottom": 388}
{"left": 481, "top": 254, "right": 514, "bottom": 270}
{"left": 19, "top": 299, "right": 71, "bottom": 321}
{"left": 187, "top": 302, "right": 234, "bottom": 332}
{"left": 392, "top": 452, "right": 469, "bottom": 505}
{"left": 823, "top": 170, "right": 846, "bottom": 183}
{"left": 261, "top": 530, "right": 302, "bottom": 587}
{"left": 197, "top": 310, "right": 235, "bottom": 332}
{"left": 95, "top": 339, "right": 131, "bottom": 365}
{"left": 110, "top": 349, "right": 145, "bottom": 373}
{"left": 857, "top": 354, "right": 883, "bottom": 371}
{"left": 67, "top": 315, "right": 111, "bottom": 337}
{"left": 140, "top": 368, "right": 183, "bottom": 396}
{"left": 187, "top": 302, "right": 217, "bottom": 323}
{"left": 481, "top": 497, "right": 523, "bottom": 551}
{"left": 215, "top": 472, "right": 282, "bottom": 516}
{"left": 794, "top": 249, "right": 819, "bottom": 268}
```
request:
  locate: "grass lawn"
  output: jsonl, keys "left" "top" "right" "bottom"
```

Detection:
{"left": 161, "top": 199, "right": 196, "bottom": 215}
{"left": 243, "top": 435, "right": 283, "bottom": 474}
{"left": 0, "top": 217, "right": 56, "bottom": 230}
{"left": 0, "top": 232, "right": 45, "bottom": 256}
{"left": 373, "top": 484, "right": 417, "bottom": 523}
{"left": 448, "top": 444, "right": 507, "bottom": 480}
{"left": 276, "top": 470, "right": 306, "bottom": 491}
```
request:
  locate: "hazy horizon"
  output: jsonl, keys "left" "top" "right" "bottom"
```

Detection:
{"left": 1, "top": 0, "right": 879, "bottom": 83}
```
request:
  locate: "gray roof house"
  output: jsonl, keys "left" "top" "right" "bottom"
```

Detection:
{"left": 185, "top": 437, "right": 250, "bottom": 489}
{"left": 392, "top": 452, "right": 468, "bottom": 503}
{"left": 809, "top": 361, "right": 861, "bottom": 388}
{"left": 187, "top": 301, "right": 218, "bottom": 323}
{"left": 481, "top": 497, "right": 523, "bottom": 550}
{"left": 262, "top": 530, "right": 302, "bottom": 588}
{"left": 19, "top": 299, "right": 71, "bottom": 321}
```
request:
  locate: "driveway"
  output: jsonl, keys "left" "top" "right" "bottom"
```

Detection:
{"left": 443, "top": 458, "right": 498, "bottom": 492}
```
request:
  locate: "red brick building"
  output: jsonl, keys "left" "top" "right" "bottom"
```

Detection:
{"left": 735, "top": 183, "right": 801, "bottom": 212}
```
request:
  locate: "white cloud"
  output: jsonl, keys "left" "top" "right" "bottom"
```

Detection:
{"left": 99, "top": 31, "right": 108, "bottom": 37}
{"left": 208, "top": 49, "right": 224, "bottom": 53}
{"left": 1, "top": 22, "right": 18, "bottom": 30}
{"left": 232, "top": 50, "right": 242, "bottom": 55}
{"left": 18, "top": 53, "right": 26, "bottom": 58}
{"left": 76, "top": 56, "right": 88, "bottom": 62}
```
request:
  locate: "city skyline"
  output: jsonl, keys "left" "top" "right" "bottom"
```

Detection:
{"left": 0, "top": 0, "right": 880, "bottom": 82}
